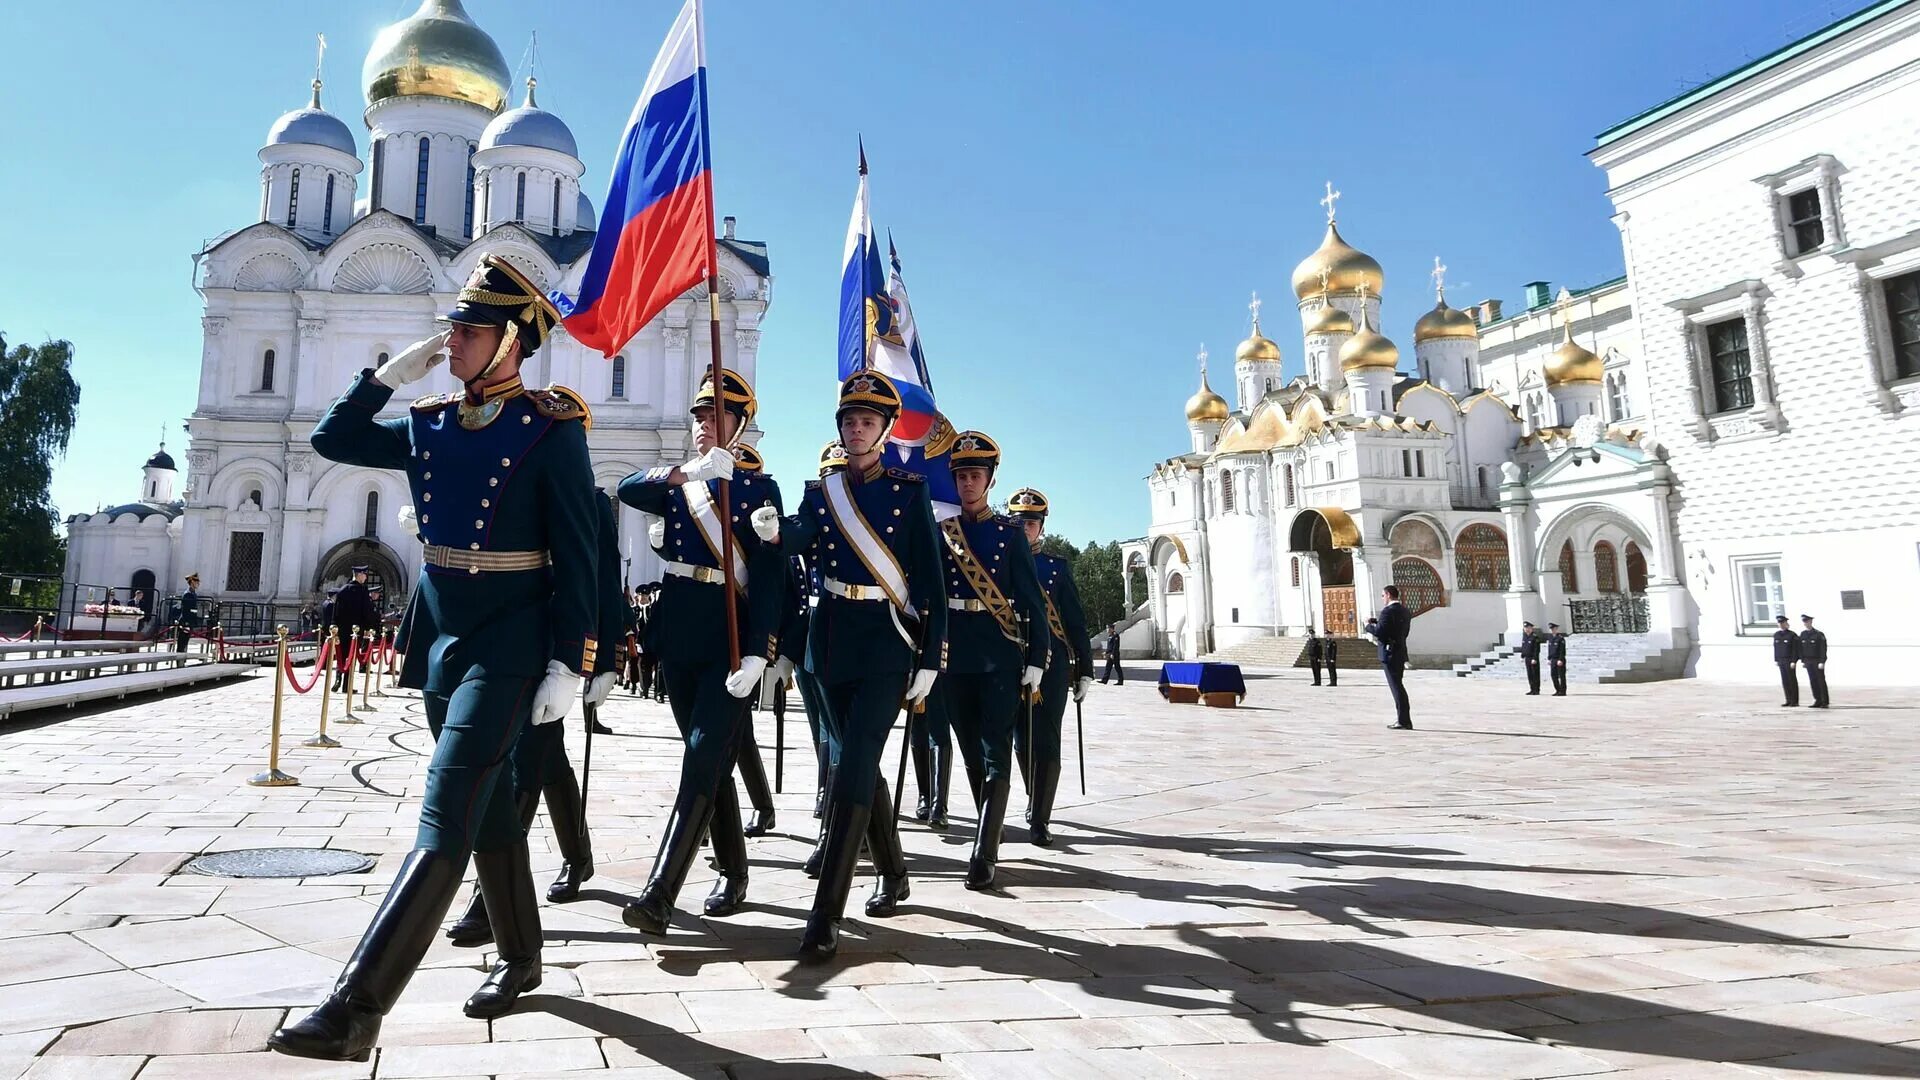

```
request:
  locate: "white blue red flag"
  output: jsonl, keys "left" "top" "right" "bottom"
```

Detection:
{"left": 558, "top": 0, "right": 712, "bottom": 357}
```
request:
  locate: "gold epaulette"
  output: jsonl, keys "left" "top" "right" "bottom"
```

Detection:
{"left": 886, "top": 467, "right": 925, "bottom": 483}
{"left": 411, "top": 392, "right": 460, "bottom": 412}
{"left": 531, "top": 385, "right": 592, "bottom": 431}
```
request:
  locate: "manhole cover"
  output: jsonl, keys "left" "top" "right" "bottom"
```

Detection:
{"left": 183, "top": 847, "right": 375, "bottom": 879}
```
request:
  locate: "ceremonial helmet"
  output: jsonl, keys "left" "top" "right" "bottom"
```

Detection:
{"left": 1007, "top": 487, "right": 1049, "bottom": 521}
{"left": 184, "top": 573, "right": 200, "bottom": 586}
{"left": 734, "top": 443, "right": 765, "bottom": 473}
{"left": 950, "top": 430, "right": 1002, "bottom": 476}
{"left": 818, "top": 440, "right": 849, "bottom": 475}
{"left": 837, "top": 369, "right": 902, "bottom": 425}
{"left": 691, "top": 367, "right": 758, "bottom": 423}
{"left": 443, "top": 254, "right": 564, "bottom": 382}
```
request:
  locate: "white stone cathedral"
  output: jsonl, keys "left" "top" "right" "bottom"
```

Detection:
{"left": 64, "top": 0, "right": 770, "bottom": 628}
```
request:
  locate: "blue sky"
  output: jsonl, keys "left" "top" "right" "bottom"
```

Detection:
{"left": 3, "top": 0, "right": 1843, "bottom": 545}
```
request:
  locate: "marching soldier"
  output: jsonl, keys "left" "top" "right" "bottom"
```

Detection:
{"left": 1799, "top": 614, "right": 1830, "bottom": 709}
{"left": 272, "top": 255, "right": 597, "bottom": 1060}
{"left": 1772, "top": 615, "right": 1800, "bottom": 707}
{"left": 615, "top": 369, "right": 785, "bottom": 933}
{"left": 751, "top": 371, "right": 947, "bottom": 960}
{"left": 789, "top": 442, "right": 847, "bottom": 827}
{"left": 1006, "top": 487, "right": 1092, "bottom": 847}
{"left": 928, "top": 432, "right": 1049, "bottom": 889}
{"left": 729, "top": 443, "right": 779, "bottom": 837}
{"left": 1546, "top": 622, "right": 1569, "bottom": 696}
{"left": 1519, "top": 621, "right": 1543, "bottom": 695}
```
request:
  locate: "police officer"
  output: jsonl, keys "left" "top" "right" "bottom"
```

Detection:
{"left": 1306, "top": 625, "right": 1325, "bottom": 686}
{"left": 1320, "top": 627, "right": 1338, "bottom": 686}
{"left": 1772, "top": 615, "right": 1801, "bottom": 707}
{"left": 1006, "top": 487, "right": 1092, "bottom": 848}
{"left": 272, "top": 255, "right": 598, "bottom": 1060}
{"left": 175, "top": 573, "right": 201, "bottom": 652}
{"left": 1519, "top": 621, "right": 1543, "bottom": 695}
{"left": 751, "top": 371, "right": 946, "bottom": 960}
{"left": 929, "top": 432, "right": 1049, "bottom": 889}
{"left": 332, "top": 566, "right": 380, "bottom": 692}
{"left": 1799, "top": 614, "right": 1829, "bottom": 709}
{"left": 1546, "top": 622, "right": 1569, "bottom": 696}
{"left": 616, "top": 368, "right": 785, "bottom": 933}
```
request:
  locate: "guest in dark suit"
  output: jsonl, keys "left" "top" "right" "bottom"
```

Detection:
{"left": 1364, "top": 585, "right": 1412, "bottom": 730}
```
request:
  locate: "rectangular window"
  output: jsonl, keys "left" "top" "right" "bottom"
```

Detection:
{"left": 1738, "top": 559, "right": 1784, "bottom": 628}
{"left": 323, "top": 175, "right": 335, "bottom": 234}
{"left": 371, "top": 140, "right": 384, "bottom": 212}
{"left": 1886, "top": 268, "right": 1920, "bottom": 380}
{"left": 414, "top": 137, "right": 431, "bottom": 225}
{"left": 285, "top": 169, "right": 300, "bottom": 227}
{"left": 1785, "top": 188, "right": 1824, "bottom": 254}
{"left": 1400, "top": 449, "right": 1412, "bottom": 477}
{"left": 226, "top": 532, "right": 265, "bottom": 592}
{"left": 1415, "top": 451, "right": 1426, "bottom": 478}
{"left": 463, "top": 144, "right": 477, "bottom": 239}
{"left": 1705, "top": 318, "right": 1754, "bottom": 413}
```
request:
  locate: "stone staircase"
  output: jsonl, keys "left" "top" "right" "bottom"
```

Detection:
{"left": 1456, "top": 632, "right": 1687, "bottom": 684}
{"left": 1203, "top": 636, "right": 1374, "bottom": 670}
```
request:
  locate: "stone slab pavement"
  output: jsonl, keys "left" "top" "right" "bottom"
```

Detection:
{"left": 2, "top": 660, "right": 1919, "bottom": 1078}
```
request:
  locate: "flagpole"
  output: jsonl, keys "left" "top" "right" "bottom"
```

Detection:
{"left": 693, "top": 0, "right": 740, "bottom": 671}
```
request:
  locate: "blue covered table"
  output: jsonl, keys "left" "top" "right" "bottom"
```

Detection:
{"left": 1158, "top": 662, "right": 1246, "bottom": 707}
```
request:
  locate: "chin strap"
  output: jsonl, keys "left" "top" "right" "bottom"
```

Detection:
{"left": 465, "top": 322, "right": 520, "bottom": 401}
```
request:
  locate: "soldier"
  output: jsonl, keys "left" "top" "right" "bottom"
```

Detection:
{"left": 615, "top": 368, "right": 785, "bottom": 933}
{"left": 928, "top": 432, "right": 1049, "bottom": 889}
{"left": 1772, "top": 615, "right": 1801, "bottom": 707}
{"left": 728, "top": 443, "right": 779, "bottom": 837}
{"left": 750, "top": 371, "right": 947, "bottom": 960}
{"left": 271, "top": 255, "right": 597, "bottom": 1060}
{"left": 175, "top": 573, "right": 201, "bottom": 652}
{"left": 1519, "top": 621, "right": 1543, "bottom": 695}
{"left": 1006, "top": 487, "right": 1092, "bottom": 847}
{"left": 1799, "top": 614, "right": 1829, "bottom": 709}
{"left": 332, "top": 566, "right": 380, "bottom": 692}
{"left": 1306, "top": 625, "right": 1325, "bottom": 686}
{"left": 789, "top": 442, "right": 846, "bottom": 827}
{"left": 1546, "top": 622, "right": 1569, "bottom": 696}
{"left": 1099, "top": 624, "right": 1124, "bottom": 684}
{"left": 1321, "top": 627, "right": 1338, "bottom": 687}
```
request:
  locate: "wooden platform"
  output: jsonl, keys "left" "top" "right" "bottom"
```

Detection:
{"left": 0, "top": 639, "right": 152, "bottom": 657}
{"left": 0, "top": 663, "right": 255, "bottom": 720}
{"left": 0, "top": 652, "right": 204, "bottom": 689}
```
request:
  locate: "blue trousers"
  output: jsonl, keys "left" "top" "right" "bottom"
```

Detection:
{"left": 1013, "top": 661, "right": 1068, "bottom": 778}
{"left": 417, "top": 675, "right": 537, "bottom": 856}
{"left": 508, "top": 715, "right": 577, "bottom": 799}
{"left": 660, "top": 659, "right": 748, "bottom": 823}
{"left": 935, "top": 668, "right": 1019, "bottom": 801}
{"left": 823, "top": 672, "right": 910, "bottom": 811}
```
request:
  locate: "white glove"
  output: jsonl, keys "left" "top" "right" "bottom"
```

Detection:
{"left": 1074, "top": 676, "right": 1093, "bottom": 703}
{"left": 725, "top": 655, "right": 769, "bottom": 698}
{"left": 583, "top": 671, "right": 616, "bottom": 708}
{"left": 1022, "top": 665, "right": 1045, "bottom": 692}
{"left": 647, "top": 518, "right": 667, "bottom": 551}
{"left": 905, "top": 669, "right": 939, "bottom": 704}
{"left": 751, "top": 505, "right": 781, "bottom": 543}
{"left": 374, "top": 331, "right": 449, "bottom": 388}
{"left": 771, "top": 656, "right": 797, "bottom": 684}
{"left": 681, "top": 447, "right": 735, "bottom": 484}
{"left": 397, "top": 504, "right": 418, "bottom": 535}
{"left": 530, "top": 660, "right": 584, "bottom": 726}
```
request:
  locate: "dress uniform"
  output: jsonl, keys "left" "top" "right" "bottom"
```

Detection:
{"left": 1799, "top": 614, "right": 1830, "bottom": 709}
{"left": 272, "top": 255, "right": 597, "bottom": 1061}
{"left": 1005, "top": 488, "right": 1092, "bottom": 848}
{"left": 1546, "top": 623, "right": 1569, "bottom": 696}
{"left": 175, "top": 574, "right": 201, "bottom": 652}
{"left": 1772, "top": 615, "right": 1801, "bottom": 706}
{"left": 928, "top": 433, "right": 1049, "bottom": 889}
{"left": 615, "top": 369, "right": 786, "bottom": 933}
{"left": 1306, "top": 628, "right": 1325, "bottom": 686}
{"left": 727, "top": 445, "right": 779, "bottom": 838}
{"left": 1519, "top": 622, "right": 1543, "bottom": 695}
{"left": 1320, "top": 630, "right": 1338, "bottom": 686}
{"left": 753, "top": 371, "right": 947, "bottom": 960}
{"left": 788, "top": 442, "right": 847, "bottom": 827}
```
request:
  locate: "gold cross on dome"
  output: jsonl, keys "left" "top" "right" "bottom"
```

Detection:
{"left": 1249, "top": 291, "right": 1263, "bottom": 333}
{"left": 1320, "top": 181, "right": 1341, "bottom": 223}
{"left": 1431, "top": 257, "right": 1447, "bottom": 299}
{"left": 1197, "top": 344, "right": 1209, "bottom": 378}
{"left": 1556, "top": 288, "right": 1576, "bottom": 337}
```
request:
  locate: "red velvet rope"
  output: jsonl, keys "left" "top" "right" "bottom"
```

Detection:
{"left": 280, "top": 640, "right": 334, "bottom": 694}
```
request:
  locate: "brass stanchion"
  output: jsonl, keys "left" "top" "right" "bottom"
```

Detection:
{"left": 248, "top": 627, "right": 299, "bottom": 787}
{"left": 303, "top": 627, "right": 341, "bottom": 749}
{"left": 371, "top": 628, "right": 386, "bottom": 698}
{"left": 357, "top": 630, "right": 378, "bottom": 711}
{"left": 338, "top": 628, "right": 360, "bottom": 724}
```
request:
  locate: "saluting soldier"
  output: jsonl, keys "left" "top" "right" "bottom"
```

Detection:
{"left": 615, "top": 369, "right": 785, "bottom": 933}
{"left": 1799, "top": 614, "right": 1830, "bottom": 709}
{"left": 1546, "top": 622, "right": 1569, "bottom": 696}
{"left": 929, "top": 432, "right": 1049, "bottom": 889}
{"left": 272, "top": 255, "right": 598, "bottom": 1061}
{"left": 1772, "top": 615, "right": 1801, "bottom": 707}
{"left": 751, "top": 371, "right": 947, "bottom": 960}
{"left": 1006, "top": 487, "right": 1092, "bottom": 847}
{"left": 1519, "top": 621, "right": 1543, "bottom": 695}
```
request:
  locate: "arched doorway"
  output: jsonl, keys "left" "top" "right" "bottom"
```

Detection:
{"left": 1289, "top": 508, "right": 1359, "bottom": 634}
{"left": 313, "top": 538, "right": 406, "bottom": 613}
{"left": 128, "top": 568, "right": 156, "bottom": 614}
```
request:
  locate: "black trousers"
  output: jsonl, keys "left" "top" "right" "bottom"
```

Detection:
{"left": 1325, "top": 660, "right": 1336, "bottom": 686}
{"left": 1309, "top": 659, "right": 1322, "bottom": 686}
{"left": 1778, "top": 662, "right": 1799, "bottom": 705}
{"left": 1100, "top": 653, "right": 1123, "bottom": 684}
{"left": 1549, "top": 661, "right": 1567, "bottom": 696}
{"left": 1384, "top": 658, "right": 1411, "bottom": 726}
{"left": 1524, "top": 658, "right": 1541, "bottom": 693}
{"left": 1805, "top": 662, "right": 1829, "bottom": 707}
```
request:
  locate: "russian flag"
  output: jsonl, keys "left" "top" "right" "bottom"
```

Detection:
{"left": 558, "top": 0, "right": 712, "bottom": 357}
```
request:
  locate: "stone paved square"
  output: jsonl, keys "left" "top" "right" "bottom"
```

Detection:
{"left": 3, "top": 665, "right": 1920, "bottom": 1077}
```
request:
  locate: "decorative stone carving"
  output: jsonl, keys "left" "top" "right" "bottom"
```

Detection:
{"left": 185, "top": 449, "right": 216, "bottom": 473}
{"left": 201, "top": 316, "right": 228, "bottom": 337}
{"left": 298, "top": 318, "right": 325, "bottom": 340}
{"left": 286, "top": 452, "right": 311, "bottom": 474}
{"left": 235, "top": 252, "right": 306, "bottom": 292}
{"left": 733, "top": 328, "right": 760, "bottom": 354}
{"left": 662, "top": 326, "right": 690, "bottom": 353}
{"left": 335, "top": 243, "right": 434, "bottom": 294}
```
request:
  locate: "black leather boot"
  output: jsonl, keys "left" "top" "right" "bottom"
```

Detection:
{"left": 813, "top": 744, "right": 829, "bottom": 819}
{"left": 737, "top": 736, "right": 776, "bottom": 837}
{"left": 929, "top": 745, "right": 952, "bottom": 830}
{"left": 445, "top": 790, "right": 538, "bottom": 945}
{"left": 621, "top": 794, "right": 714, "bottom": 934}
{"left": 269, "top": 849, "right": 462, "bottom": 1061}
{"left": 965, "top": 776, "right": 1010, "bottom": 891}
{"left": 804, "top": 765, "right": 836, "bottom": 879}
{"left": 1028, "top": 760, "right": 1061, "bottom": 848}
{"left": 464, "top": 840, "right": 542, "bottom": 1018}
{"left": 864, "top": 777, "right": 910, "bottom": 918}
{"left": 543, "top": 775, "right": 593, "bottom": 902}
{"left": 704, "top": 778, "right": 749, "bottom": 917}
{"left": 910, "top": 738, "right": 933, "bottom": 822}
{"left": 798, "top": 799, "right": 868, "bottom": 963}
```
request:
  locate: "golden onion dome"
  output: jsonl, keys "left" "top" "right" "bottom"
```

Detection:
{"left": 1306, "top": 296, "right": 1355, "bottom": 337}
{"left": 1292, "top": 222, "right": 1385, "bottom": 300}
{"left": 1338, "top": 308, "right": 1400, "bottom": 372}
{"left": 364, "top": 0, "right": 511, "bottom": 114}
{"left": 1544, "top": 324, "right": 1604, "bottom": 386}
{"left": 1235, "top": 331, "right": 1281, "bottom": 365}
{"left": 1185, "top": 371, "right": 1231, "bottom": 422}
{"left": 1414, "top": 293, "right": 1479, "bottom": 343}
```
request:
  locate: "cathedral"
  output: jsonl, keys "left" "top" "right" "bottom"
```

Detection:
{"left": 63, "top": 0, "right": 769, "bottom": 631}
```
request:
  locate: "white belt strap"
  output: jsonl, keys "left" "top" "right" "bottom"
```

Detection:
{"left": 682, "top": 480, "right": 748, "bottom": 593}
{"left": 821, "top": 472, "right": 913, "bottom": 615}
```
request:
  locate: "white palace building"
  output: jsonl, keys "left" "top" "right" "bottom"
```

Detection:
{"left": 1127, "top": 0, "right": 1920, "bottom": 683}
{"left": 63, "top": 0, "right": 770, "bottom": 627}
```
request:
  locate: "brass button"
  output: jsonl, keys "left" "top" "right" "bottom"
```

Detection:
{"left": 423, "top": 451, "right": 431, "bottom": 460}
{"left": 522, "top": 415, "right": 532, "bottom": 424}
{"left": 481, "top": 499, "right": 491, "bottom": 508}
{"left": 421, "top": 515, "right": 430, "bottom": 523}
{"left": 423, "top": 472, "right": 432, "bottom": 480}
{"left": 893, "top": 484, "right": 900, "bottom": 492}
{"left": 469, "top": 542, "right": 480, "bottom": 551}
{"left": 489, "top": 477, "right": 498, "bottom": 487}
{"left": 500, "top": 457, "right": 511, "bottom": 467}
{"left": 893, "top": 509, "right": 902, "bottom": 517}
{"left": 469, "top": 566, "right": 480, "bottom": 576}
{"left": 475, "top": 520, "right": 484, "bottom": 529}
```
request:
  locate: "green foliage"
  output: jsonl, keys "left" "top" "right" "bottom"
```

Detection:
{"left": 1068, "top": 538, "right": 1128, "bottom": 633}
{"left": 0, "top": 333, "right": 81, "bottom": 574}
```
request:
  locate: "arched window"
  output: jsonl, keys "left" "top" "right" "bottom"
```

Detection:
{"left": 1453, "top": 523, "right": 1511, "bottom": 591}
{"left": 1166, "top": 572, "right": 1185, "bottom": 595}
{"left": 1625, "top": 541, "right": 1649, "bottom": 594}
{"left": 610, "top": 355, "right": 627, "bottom": 400}
{"left": 323, "top": 174, "right": 336, "bottom": 234}
{"left": 1607, "top": 372, "right": 1631, "bottom": 420}
{"left": 377, "top": 351, "right": 389, "bottom": 367}
{"left": 1524, "top": 393, "right": 1543, "bottom": 431}
{"left": 1594, "top": 540, "right": 1620, "bottom": 593}
{"left": 481, "top": 174, "right": 491, "bottom": 228}
{"left": 259, "top": 349, "right": 275, "bottom": 392}
{"left": 1392, "top": 558, "right": 1446, "bottom": 616}
{"left": 371, "top": 140, "right": 385, "bottom": 211}
{"left": 285, "top": 169, "right": 300, "bottom": 227}
{"left": 246, "top": 488, "right": 262, "bottom": 509}
{"left": 1290, "top": 556, "right": 1301, "bottom": 587}
{"left": 1219, "top": 471, "right": 1235, "bottom": 513}
{"left": 363, "top": 491, "right": 380, "bottom": 538}
{"left": 515, "top": 172, "right": 527, "bottom": 222}
{"left": 463, "top": 144, "right": 477, "bottom": 238}
{"left": 414, "top": 137, "right": 431, "bottom": 224}
{"left": 1389, "top": 518, "right": 1443, "bottom": 560}
{"left": 551, "top": 178, "right": 562, "bottom": 236}
{"left": 1282, "top": 463, "right": 1296, "bottom": 506}
{"left": 1558, "top": 540, "right": 1579, "bottom": 594}
{"left": 1477, "top": 465, "right": 1491, "bottom": 498}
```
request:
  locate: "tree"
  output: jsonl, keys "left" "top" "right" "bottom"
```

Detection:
{"left": 1070, "top": 539, "right": 1129, "bottom": 633}
{"left": 0, "top": 334, "right": 81, "bottom": 574}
